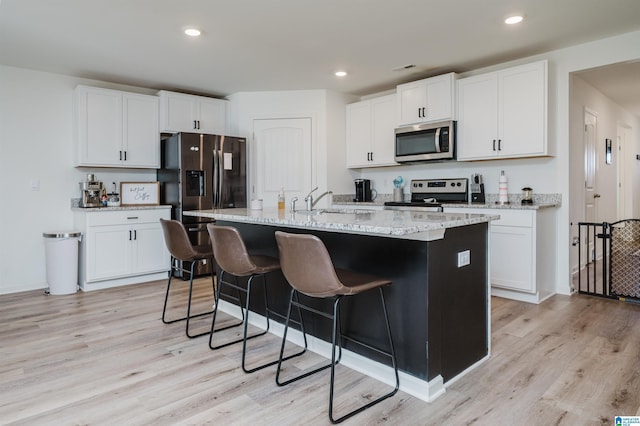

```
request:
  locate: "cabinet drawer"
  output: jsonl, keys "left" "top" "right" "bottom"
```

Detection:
{"left": 85, "top": 209, "right": 170, "bottom": 226}
{"left": 446, "top": 207, "right": 533, "bottom": 227}
{"left": 490, "top": 209, "right": 533, "bottom": 227}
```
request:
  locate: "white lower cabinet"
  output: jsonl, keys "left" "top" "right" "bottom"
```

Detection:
{"left": 490, "top": 225, "right": 534, "bottom": 292}
{"left": 445, "top": 207, "right": 556, "bottom": 303}
{"left": 74, "top": 208, "right": 171, "bottom": 291}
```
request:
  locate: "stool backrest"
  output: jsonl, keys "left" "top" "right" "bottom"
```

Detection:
{"left": 275, "top": 231, "right": 343, "bottom": 297}
{"left": 207, "top": 224, "right": 256, "bottom": 276}
{"left": 159, "top": 218, "right": 200, "bottom": 262}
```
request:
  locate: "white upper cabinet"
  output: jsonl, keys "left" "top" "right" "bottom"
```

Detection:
{"left": 456, "top": 60, "right": 548, "bottom": 161}
{"left": 396, "top": 72, "right": 456, "bottom": 126}
{"left": 122, "top": 94, "right": 161, "bottom": 167}
{"left": 346, "top": 94, "right": 398, "bottom": 168}
{"left": 75, "top": 86, "right": 159, "bottom": 168}
{"left": 158, "top": 90, "right": 229, "bottom": 135}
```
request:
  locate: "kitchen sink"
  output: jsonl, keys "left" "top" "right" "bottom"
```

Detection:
{"left": 294, "top": 208, "right": 375, "bottom": 215}
{"left": 294, "top": 210, "right": 323, "bottom": 216}
{"left": 322, "top": 208, "right": 374, "bottom": 214}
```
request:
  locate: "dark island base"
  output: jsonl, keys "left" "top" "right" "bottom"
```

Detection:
{"left": 216, "top": 221, "right": 488, "bottom": 384}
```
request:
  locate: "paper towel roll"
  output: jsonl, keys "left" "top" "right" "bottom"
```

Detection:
{"left": 499, "top": 171, "right": 508, "bottom": 204}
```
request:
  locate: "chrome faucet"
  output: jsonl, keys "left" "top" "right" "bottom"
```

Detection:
{"left": 304, "top": 187, "right": 318, "bottom": 211}
{"left": 290, "top": 196, "right": 298, "bottom": 212}
{"left": 304, "top": 187, "right": 333, "bottom": 210}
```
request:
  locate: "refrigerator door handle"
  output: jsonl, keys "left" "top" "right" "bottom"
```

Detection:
{"left": 212, "top": 147, "right": 219, "bottom": 209}
{"left": 218, "top": 138, "right": 225, "bottom": 209}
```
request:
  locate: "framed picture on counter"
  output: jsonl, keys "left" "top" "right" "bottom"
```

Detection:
{"left": 120, "top": 182, "right": 160, "bottom": 206}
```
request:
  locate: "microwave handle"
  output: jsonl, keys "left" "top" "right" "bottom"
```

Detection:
{"left": 434, "top": 127, "right": 442, "bottom": 153}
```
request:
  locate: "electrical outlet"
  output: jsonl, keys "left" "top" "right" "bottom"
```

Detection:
{"left": 457, "top": 250, "right": 470, "bottom": 267}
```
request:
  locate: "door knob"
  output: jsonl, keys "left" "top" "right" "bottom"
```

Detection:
{"left": 593, "top": 194, "right": 601, "bottom": 198}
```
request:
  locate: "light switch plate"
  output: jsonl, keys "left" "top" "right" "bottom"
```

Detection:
{"left": 457, "top": 250, "right": 470, "bottom": 267}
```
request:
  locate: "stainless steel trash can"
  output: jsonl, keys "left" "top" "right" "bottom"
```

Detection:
{"left": 43, "top": 231, "right": 82, "bottom": 295}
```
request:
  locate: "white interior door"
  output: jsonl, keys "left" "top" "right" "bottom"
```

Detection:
{"left": 617, "top": 123, "right": 631, "bottom": 220}
{"left": 583, "top": 109, "right": 598, "bottom": 263}
{"left": 253, "top": 118, "right": 312, "bottom": 208}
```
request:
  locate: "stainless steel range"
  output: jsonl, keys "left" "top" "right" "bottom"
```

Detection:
{"left": 383, "top": 178, "right": 468, "bottom": 211}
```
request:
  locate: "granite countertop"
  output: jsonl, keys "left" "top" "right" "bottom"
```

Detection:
{"left": 442, "top": 201, "right": 558, "bottom": 210}
{"left": 72, "top": 205, "right": 171, "bottom": 212}
{"left": 185, "top": 208, "right": 499, "bottom": 241}
{"left": 332, "top": 193, "right": 561, "bottom": 210}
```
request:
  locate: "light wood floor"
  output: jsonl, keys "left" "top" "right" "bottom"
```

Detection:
{"left": 2, "top": 278, "right": 640, "bottom": 425}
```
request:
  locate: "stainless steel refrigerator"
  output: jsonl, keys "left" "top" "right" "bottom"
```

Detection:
{"left": 157, "top": 132, "right": 247, "bottom": 277}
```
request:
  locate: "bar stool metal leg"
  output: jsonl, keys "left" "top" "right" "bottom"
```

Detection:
{"left": 241, "top": 277, "right": 308, "bottom": 373}
{"left": 276, "top": 288, "right": 399, "bottom": 424}
{"left": 208, "top": 270, "right": 250, "bottom": 350}
{"left": 162, "top": 257, "right": 217, "bottom": 339}
{"left": 210, "top": 271, "right": 307, "bottom": 373}
{"left": 328, "top": 288, "right": 399, "bottom": 424}
{"left": 276, "top": 290, "right": 327, "bottom": 386}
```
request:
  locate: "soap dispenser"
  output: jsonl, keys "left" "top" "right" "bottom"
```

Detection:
{"left": 277, "top": 188, "right": 285, "bottom": 211}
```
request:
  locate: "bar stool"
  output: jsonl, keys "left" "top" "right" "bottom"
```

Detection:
{"left": 206, "top": 224, "right": 307, "bottom": 373}
{"left": 274, "top": 230, "right": 399, "bottom": 424}
{"left": 159, "top": 218, "right": 223, "bottom": 338}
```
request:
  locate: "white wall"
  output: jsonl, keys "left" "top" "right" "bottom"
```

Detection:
{"left": 568, "top": 75, "right": 640, "bottom": 273}
{"left": 227, "top": 90, "right": 356, "bottom": 203}
{"left": 0, "top": 66, "right": 156, "bottom": 294}
{"left": 326, "top": 90, "right": 359, "bottom": 193}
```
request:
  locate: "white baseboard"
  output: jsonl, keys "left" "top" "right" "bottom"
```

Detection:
{"left": 0, "top": 282, "right": 47, "bottom": 295}
{"left": 491, "top": 287, "right": 556, "bottom": 304}
{"left": 217, "top": 299, "right": 449, "bottom": 402}
{"left": 80, "top": 272, "right": 168, "bottom": 291}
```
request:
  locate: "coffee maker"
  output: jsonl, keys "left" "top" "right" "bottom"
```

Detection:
{"left": 470, "top": 173, "right": 485, "bottom": 203}
{"left": 354, "top": 179, "right": 374, "bottom": 202}
{"left": 79, "top": 174, "right": 104, "bottom": 207}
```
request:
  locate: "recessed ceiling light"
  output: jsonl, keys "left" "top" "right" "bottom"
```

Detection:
{"left": 184, "top": 28, "right": 201, "bottom": 37}
{"left": 335, "top": 71, "right": 348, "bottom": 77}
{"left": 505, "top": 15, "right": 524, "bottom": 25}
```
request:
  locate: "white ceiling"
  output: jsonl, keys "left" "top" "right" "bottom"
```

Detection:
{"left": 1, "top": 0, "right": 639, "bottom": 113}
{"left": 575, "top": 61, "right": 640, "bottom": 118}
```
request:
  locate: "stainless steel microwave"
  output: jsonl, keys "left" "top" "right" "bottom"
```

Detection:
{"left": 394, "top": 120, "right": 456, "bottom": 163}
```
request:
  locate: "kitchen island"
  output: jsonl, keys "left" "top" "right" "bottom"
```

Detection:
{"left": 185, "top": 208, "right": 498, "bottom": 401}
